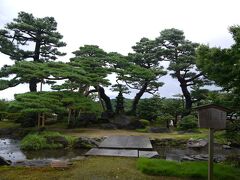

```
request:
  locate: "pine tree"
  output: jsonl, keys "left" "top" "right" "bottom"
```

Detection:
{"left": 0, "top": 11, "right": 66, "bottom": 92}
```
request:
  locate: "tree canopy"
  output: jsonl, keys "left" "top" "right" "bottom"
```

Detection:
{"left": 0, "top": 11, "right": 66, "bottom": 91}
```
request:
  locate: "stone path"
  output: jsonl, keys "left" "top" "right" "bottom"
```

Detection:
{"left": 85, "top": 136, "right": 158, "bottom": 158}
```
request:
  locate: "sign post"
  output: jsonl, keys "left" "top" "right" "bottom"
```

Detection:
{"left": 194, "top": 104, "right": 229, "bottom": 180}
{"left": 208, "top": 128, "right": 214, "bottom": 180}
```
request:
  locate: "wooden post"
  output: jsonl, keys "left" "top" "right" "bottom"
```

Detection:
{"left": 208, "top": 128, "right": 214, "bottom": 180}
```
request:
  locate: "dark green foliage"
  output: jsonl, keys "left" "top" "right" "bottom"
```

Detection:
{"left": 156, "top": 114, "right": 173, "bottom": 128}
{"left": 160, "top": 98, "right": 184, "bottom": 127}
{"left": 225, "top": 121, "right": 240, "bottom": 145}
{"left": 137, "top": 158, "right": 240, "bottom": 180}
{"left": 70, "top": 45, "right": 113, "bottom": 112}
{"left": 137, "top": 95, "right": 162, "bottom": 120}
{"left": 0, "top": 100, "right": 8, "bottom": 120}
{"left": 118, "top": 38, "right": 166, "bottom": 114}
{"left": 8, "top": 91, "right": 101, "bottom": 127}
{"left": 0, "top": 11, "right": 66, "bottom": 61}
{"left": 196, "top": 26, "right": 240, "bottom": 114}
{"left": 225, "top": 154, "right": 240, "bottom": 168}
{"left": 178, "top": 115, "right": 198, "bottom": 130}
{"left": 156, "top": 28, "right": 209, "bottom": 115}
{"left": 111, "top": 84, "right": 129, "bottom": 114}
{"left": 0, "top": 11, "right": 66, "bottom": 92}
{"left": 139, "top": 119, "right": 150, "bottom": 127}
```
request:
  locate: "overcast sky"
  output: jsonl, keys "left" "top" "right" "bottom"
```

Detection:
{"left": 0, "top": 0, "right": 239, "bottom": 100}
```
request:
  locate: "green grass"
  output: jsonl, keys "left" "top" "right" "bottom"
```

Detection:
{"left": 20, "top": 131, "right": 76, "bottom": 150}
{"left": 0, "top": 157, "right": 181, "bottom": 180}
{"left": 0, "top": 121, "right": 20, "bottom": 128}
{"left": 137, "top": 158, "right": 240, "bottom": 180}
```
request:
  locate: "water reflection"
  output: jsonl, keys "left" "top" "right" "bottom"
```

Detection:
{"left": 0, "top": 138, "right": 88, "bottom": 162}
{"left": 0, "top": 138, "right": 26, "bottom": 162}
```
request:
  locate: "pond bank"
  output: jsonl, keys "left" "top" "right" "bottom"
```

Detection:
{"left": 1, "top": 137, "right": 240, "bottom": 167}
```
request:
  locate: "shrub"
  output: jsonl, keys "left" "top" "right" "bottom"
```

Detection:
{"left": 20, "top": 134, "right": 49, "bottom": 150}
{"left": 225, "top": 121, "right": 240, "bottom": 145}
{"left": 155, "top": 114, "right": 173, "bottom": 128}
{"left": 139, "top": 119, "right": 150, "bottom": 127}
{"left": 137, "top": 96, "right": 162, "bottom": 120}
{"left": 20, "top": 131, "right": 75, "bottom": 150}
{"left": 178, "top": 115, "right": 198, "bottom": 130}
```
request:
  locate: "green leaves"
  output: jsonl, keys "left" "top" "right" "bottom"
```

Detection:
{"left": 1, "top": 11, "right": 66, "bottom": 61}
{"left": 9, "top": 91, "right": 101, "bottom": 115}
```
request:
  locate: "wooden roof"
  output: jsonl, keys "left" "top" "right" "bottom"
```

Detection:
{"left": 194, "top": 104, "right": 232, "bottom": 112}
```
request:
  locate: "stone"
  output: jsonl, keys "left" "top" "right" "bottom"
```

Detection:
{"left": 139, "top": 151, "right": 159, "bottom": 158}
{"left": 50, "top": 160, "right": 68, "bottom": 168}
{"left": 73, "top": 137, "right": 100, "bottom": 149}
{"left": 148, "top": 127, "right": 170, "bottom": 133}
{"left": 12, "top": 160, "right": 51, "bottom": 167}
{"left": 187, "top": 139, "right": 208, "bottom": 148}
{"left": 112, "top": 115, "right": 132, "bottom": 129}
{"left": 98, "top": 136, "right": 152, "bottom": 150}
{"left": 222, "top": 145, "right": 231, "bottom": 149}
{"left": 46, "top": 136, "right": 69, "bottom": 148}
{"left": 86, "top": 148, "right": 138, "bottom": 157}
{"left": 0, "top": 128, "right": 13, "bottom": 136}
{"left": 181, "top": 156, "right": 195, "bottom": 161}
{"left": 190, "top": 154, "right": 208, "bottom": 161}
{"left": 100, "top": 123, "right": 117, "bottom": 129}
{"left": 79, "top": 113, "right": 97, "bottom": 123}
{"left": 0, "top": 156, "right": 11, "bottom": 166}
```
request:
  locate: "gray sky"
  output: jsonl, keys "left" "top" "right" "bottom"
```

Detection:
{"left": 0, "top": 0, "right": 239, "bottom": 100}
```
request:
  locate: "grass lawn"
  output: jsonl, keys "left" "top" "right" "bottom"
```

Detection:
{"left": 137, "top": 158, "right": 240, "bottom": 180}
{"left": 0, "top": 157, "right": 181, "bottom": 180}
{"left": 46, "top": 123, "right": 209, "bottom": 140}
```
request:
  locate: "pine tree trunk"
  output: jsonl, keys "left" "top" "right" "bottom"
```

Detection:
{"left": 30, "top": 34, "right": 41, "bottom": 92}
{"left": 29, "top": 78, "right": 38, "bottom": 92}
{"left": 130, "top": 82, "right": 148, "bottom": 115}
{"left": 95, "top": 85, "right": 113, "bottom": 112}
{"left": 180, "top": 83, "right": 192, "bottom": 116}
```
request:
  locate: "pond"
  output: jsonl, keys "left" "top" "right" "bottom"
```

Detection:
{"left": 154, "top": 144, "right": 240, "bottom": 162}
{"left": 0, "top": 138, "right": 88, "bottom": 163}
{"left": 1, "top": 138, "right": 239, "bottom": 163}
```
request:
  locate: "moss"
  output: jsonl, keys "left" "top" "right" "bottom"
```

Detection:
{"left": 0, "top": 157, "right": 172, "bottom": 180}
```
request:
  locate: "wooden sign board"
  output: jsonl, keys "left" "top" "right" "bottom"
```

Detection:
{"left": 195, "top": 104, "right": 230, "bottom": 130}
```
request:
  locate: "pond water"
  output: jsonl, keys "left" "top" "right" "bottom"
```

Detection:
{"left": 154, "top": 144, "right": 240, "bottom": 162}
{"left": 0, "top": 138, "right": 88, "bottom": 162}
{"left": 1, "top": 138, "right": 239, "bottom": 163}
